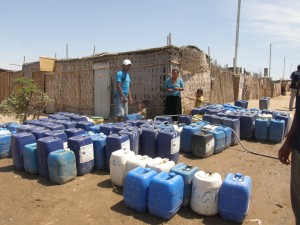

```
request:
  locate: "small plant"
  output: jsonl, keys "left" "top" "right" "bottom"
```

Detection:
{"left": 0, "top": 77, "right": 53, "bottom": 123}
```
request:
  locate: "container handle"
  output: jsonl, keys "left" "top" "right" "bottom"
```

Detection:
{"left": 183, "top": 165, "right": 193, "bottom": 171}
{"left": 234, "top": 173, "right": 244, "bottom": 182}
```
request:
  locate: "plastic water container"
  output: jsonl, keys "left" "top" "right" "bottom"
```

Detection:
{"left": 222, "top": 117, "right": 240, "bottom": 145}
{"left": 44, "top": 122, "right": 65, "bottom": 131}
{"left": 124, "top": 167, "right": 158, "bottom": 212}
{"left": 55, "top": 120, "right": 77, "bottom": 129}
{"left": 210, "top": 115, "right": 222, "bottom": 125}
{"left": 119, "top": 127, "right": 140, "bottom": 155}
{"left": 259, "top": 97, "right": 270, "bottom": 110}
{"left": 68, "top": 135, "right": 94, "bottom": 176}
{"left": 23, "top": 143, "right": 38, "bottom": 174}
{"left": 191, "top": 107, "right": 206, "bottom": 115}
{"left": 261, "top": 109, "right": 275, "bottom": 117}
{"left": 124, "top": 155, "right": 153, "bottom": 176}
{"left": 254, "top": 118, "right": 269, "bottom": 141}
{"left": 44, "top": 130, "right": 68, "bottom": 149}
{"left": 6, "top": 123, "right": 20, "bottom": 134}
{"left": 227, "top": 112, "right": 241, "bottom": 120}
{"left": 37, "top": 136, "right": 64, "bottom": 177}
{"left": 146, "top": 157, "right": 175, "bottom": 173}
{"left": 215, "top": 126, "right": 232, "bottom": 149}
{"left": 180, "top": 124, "right": 202, "bottom": 153}
{"left": 148, "top": 172, "right": 184, "bottom": 219}
{"left": 274, "top": 112, "right": 292, "bottom": 136}
{"left": 268, "top": 119, "right": 285, "bottom": 143}
{"left": 202, "top": 114, "right": 213, "bottom": 123}
{"left": 23, "top": 119, "right": 41, "bottom": 126}
{"left": 192, "top": 132, "right": 215, "bottom": 158}
{"left": 48, "top": 114, "right": 70, "bottom": 121}
{"left": 155, "top": 116, "right": 173, "bottom": 124}
{"left": 170, "top": 163, "right": 199, "bottom": 207}
{"left": 178, "top": 115, "right": 192, "bottom": 125}
{"left": 219, "top": 173, "right": 252, "bottom": 223}
{"left": 191, "top": 171, "right": 222, "bottom": 216}
{"left": 157, "top": 129, "right": 180, "bottom": 163}
{"left": 110, "top": 149, "right": 135, "bottom": 187}
{"left": 69, "top": 115, "right": 88, "bottom": 122}
{"left": 206, "top": 129, "right": 225, "bottom": 154}
{"left": 0, "top": 130, "right": 11, "bottom": 159}
{"left": 106, "top": 133, "right": 130, "bottom": 170}
{"left": 31, "top": 128, "right": 51, "bottom": 140}
{"left": 64, "top": 128, "right": 86, "bottom": 138}
{"left": 17, "top": 125, "right": 39, "bottom": 133}
{"left": 240, "top": 113, "right": 256, "bottom": 140}
{"left": 234, "top": 100, "right": 248, "bottom": 109}
{"left": 47, "top": 149, "right": 77, "bottom": 184}
{"left": 76, "top": 121, "right": 95, "bottom": 131}
{"left": 206, "top": 108, "right": 223, "bottom": 115}
{"left": 11, "top": 132, "right": 36, "bottom": 170}
{"left": 140, "top": 127, "right": 159, "bottom": 158}
{"left": 99, "top": 123, "right": 114, "bottom": 136}
{"left": 90, "top": 124, "right": 101, "bottom": 134}
{"left": 91, "top": 133, "right": 107, "bottom": 170}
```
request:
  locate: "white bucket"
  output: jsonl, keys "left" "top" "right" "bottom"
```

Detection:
{"left": 191, "top": 170, "right": 222, "bottom": 216}
{"left": 110, "top": 149, "right": 135, "bottom": 187}
{"left": 124, "top": 155, "right": 153, "bottom": 176}
{"left": 146, "top": 157, "right": 175, "bottom": 173}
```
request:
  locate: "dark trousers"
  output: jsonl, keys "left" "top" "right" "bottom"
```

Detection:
{"left": 165, "top": 96, "right": 182, "bottom": 121}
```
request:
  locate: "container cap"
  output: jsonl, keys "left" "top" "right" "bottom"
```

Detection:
{"left": 194, "top": 170, "right": 222, "bottom": 188}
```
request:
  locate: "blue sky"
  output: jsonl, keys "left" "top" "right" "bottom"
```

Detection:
{"left": 1, "top": 0, "right": 300, "bottom": 80}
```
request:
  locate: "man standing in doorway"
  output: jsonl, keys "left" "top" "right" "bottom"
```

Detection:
{"left": 114, "top": 59, "right": 133, "bottom": 122}
{"left": 289, "top": 65, "right": 300, "bottom": 111}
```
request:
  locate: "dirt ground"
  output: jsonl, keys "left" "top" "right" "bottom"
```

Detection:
{"left": 0, "top": 94, "right": 296, "bottom": 225}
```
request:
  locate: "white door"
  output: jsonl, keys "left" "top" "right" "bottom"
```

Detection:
{"left": 93, "top": 61, "right": 110, "bottom": 119}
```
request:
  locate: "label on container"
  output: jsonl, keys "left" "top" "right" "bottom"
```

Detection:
{"left": 79, "top": 144, "right": 94, "bottom": 163}
{"left": 171, "top": 137, "right": 180, "bottom": 154}
{"left": 63, "top": 142, "right": 68, "bottom": 149}
{"left": 121, "top": 140, "right": 130, "bottom": 151}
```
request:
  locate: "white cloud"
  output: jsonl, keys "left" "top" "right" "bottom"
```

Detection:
{"left": 241, "top": 0, "right": 300, "bottom": 44}
{"left": 0, "top": 62, "right": 22, "bottom": 71}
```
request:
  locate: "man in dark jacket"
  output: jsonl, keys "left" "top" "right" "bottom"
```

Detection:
{"left": 289, "top": 65, "right": 300, "bottom": 111}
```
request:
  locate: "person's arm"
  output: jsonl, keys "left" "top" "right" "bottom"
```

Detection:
{"left": 278, "top": 113, "right": 297, "bottom": 165}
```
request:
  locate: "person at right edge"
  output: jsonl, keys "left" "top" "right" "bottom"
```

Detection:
{"left": 114, "top": 59, "right": 133, "bottom": 122}
{"left": 164, "top": 68, "right": 184, "bottom": 121}
{"left": 278, "top": 72, "right": 300, "bottom": 224}
{"left": 289, "top": 65, "right": 300, "bottom": 111}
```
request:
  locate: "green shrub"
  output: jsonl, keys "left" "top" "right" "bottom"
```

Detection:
{"left": 0, "top": 77, "right": 53, "bottom": 123}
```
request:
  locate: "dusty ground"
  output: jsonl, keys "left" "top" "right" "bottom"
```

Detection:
{"left": 0, "top": 94, "right": 296, "bottom": 225}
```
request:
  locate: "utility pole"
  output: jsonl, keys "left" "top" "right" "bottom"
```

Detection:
{"left": 233, "top": 0, "right": 241, "bottom": 75}
{"left": 283, "top": 57, "right": 286, "bottom": 80}
{"left": 268, "top": 43, "right": 272, "bottom": 77}
{"left": 66, "top": 44, "right": 69, "bottom": 59}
